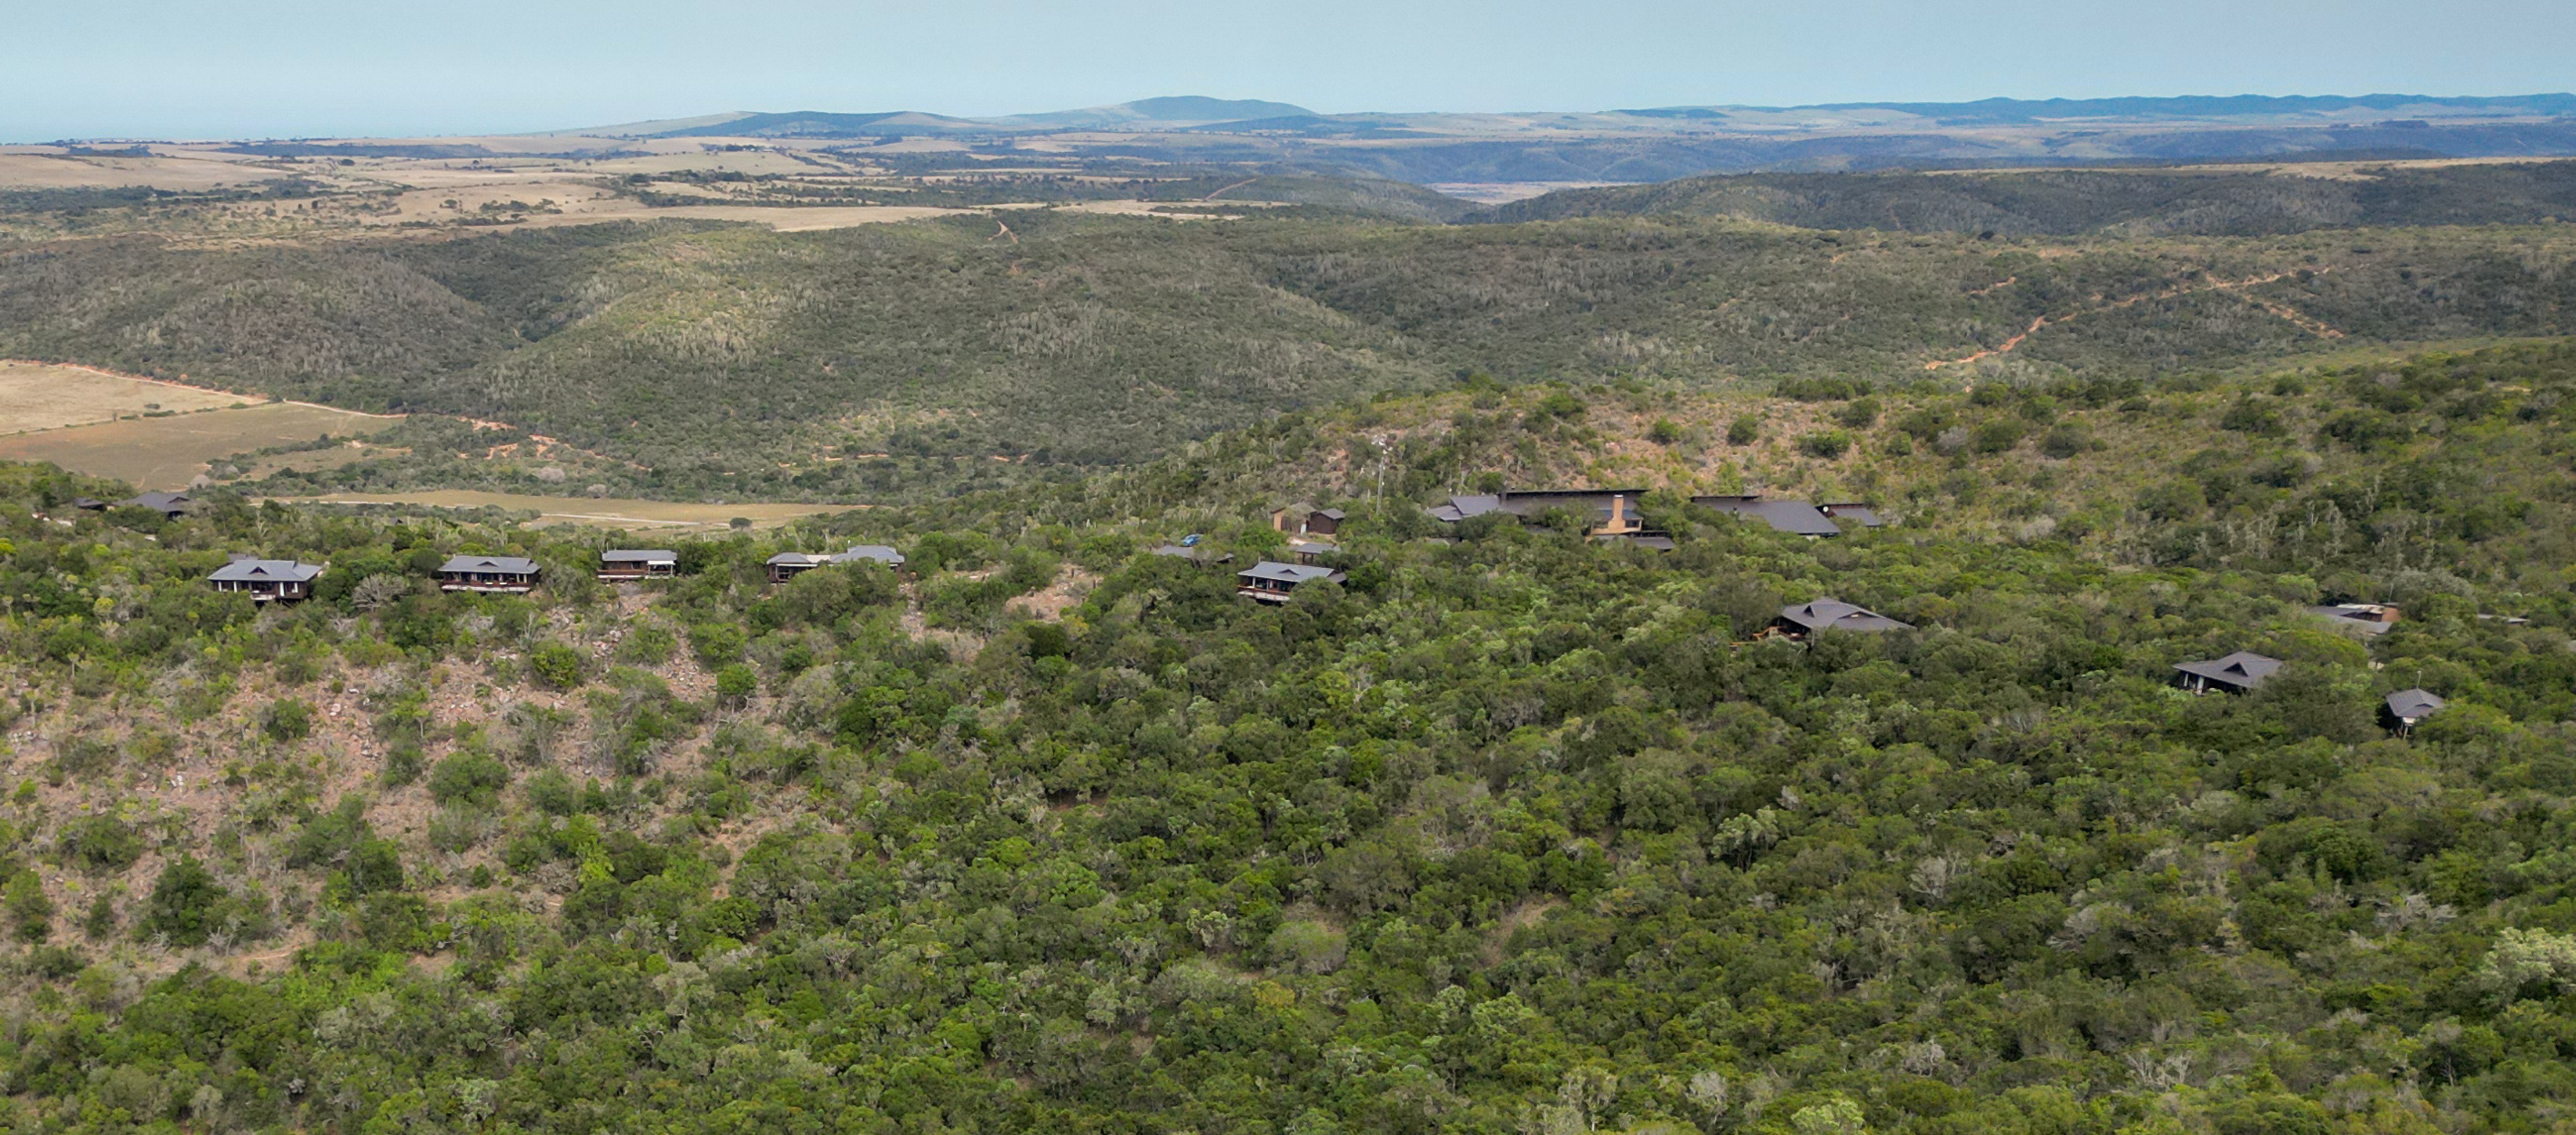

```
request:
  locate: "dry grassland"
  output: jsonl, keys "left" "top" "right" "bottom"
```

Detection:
{"left": 0, "top": 403, "right": 400, "bottom": 489}
{"left": 0, "top": 150, "right": 289, "bottom": 190}
{"left": 0, "top": 362, "right": 249, "bottom": 432}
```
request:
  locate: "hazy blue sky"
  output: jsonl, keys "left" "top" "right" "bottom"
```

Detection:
{"left": 8, "top": 0, "right": 2573, "bottom": 140}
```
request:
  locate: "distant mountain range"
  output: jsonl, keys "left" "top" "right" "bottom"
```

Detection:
{"left": 531, "top": 92, "right": 2576, "bottom": 185}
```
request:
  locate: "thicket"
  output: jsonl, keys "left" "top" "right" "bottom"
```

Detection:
{"left": 0, "top": 343, "right": 2568, "bottom": 1131}
{"left": 5, "top": 208, "right": 2571, "bottom": 505}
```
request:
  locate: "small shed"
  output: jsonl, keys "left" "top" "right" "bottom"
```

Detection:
{"left": 69, "top": 497, "right": 106, "bottom": 512}
{"left": 1273, "top": 505, "right": 1345, "bottom": 537}
{"left": 2174, "top": 652, "right": 2282, "bottom": 694}
{"left": 1286, "top": 538, "right": 1338, "bottom": 565}
{"left": 1237, "top": 561, "right": 1344, "bottom": 603}
{"left": 208, "top": 558, "right": 323, "bottom": 603}
{"left": 598, "top": 549, "right": 678, "bottom": 581}
{"left": 2383, "top": 688, "right": 2447, "bottom": 735}
{"left": 1773, "top": 598, "right": 1912, "bottom": 638}
{"left": 437, "top": 555, "right": 541, "bottom": 594}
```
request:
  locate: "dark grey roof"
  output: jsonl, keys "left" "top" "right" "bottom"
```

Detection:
{"left": 832, "top": 544, "right": 906, "bottom": 565}
{"left": 1603, "top": 534, "right": 1676, "bottom": 551}
{"left": 601, "top": 549, "right": 677, "bottom": 563}
{"left": 1314, "top": 508, "right": 1345, "bottom": 521}
{"left": 1820, "top": 502, "right": 1886, "bottom": 528}
{"left": 207, "top": 559, "right": 322, "bottom": 583}
{"left": 1696, "top": 495, "right": 1841, "bottom": 537}
{"left": 124, "top": 491, "right": 192, "bottom": 512}
{"left": 439, "top": 555, "right": 539, "bottom": 574}
{"left": 70, "top": 497, "right": 106, "bottom": 510}
{"left": 766, "top": 552, "right": 820, "bottom": 566}
{"left": 2386, "top": 688, "right": 2447, "bottom": 720}
{"left": 1238, "top": 561, "right": 1344, "bottom": 585}
{"left": 2175, "top": 652, "right": 2283, "bottom": 689}
{"left": 1426, "top": 493, "right": 1505, "bottom": 522}
{"left": 1778, "top": 598, "right": 1911, "bottom": 633}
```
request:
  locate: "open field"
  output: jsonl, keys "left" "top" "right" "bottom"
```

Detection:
{"left": 0, "top": 402, "right": 399, "bottom": 489}
{"left": 0, "top": 149, "right": 290, "bottom": 190}
{"left": 280, "top": 489, "right": 846, "bottom": 531}
{"left": 0, "top": 362, "right": 250, "bottom": 432}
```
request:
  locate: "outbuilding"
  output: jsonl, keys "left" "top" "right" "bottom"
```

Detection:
{"left": 437, "top": 555, "right": 540, "bottom": 593}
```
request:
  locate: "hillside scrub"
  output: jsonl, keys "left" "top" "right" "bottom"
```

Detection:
{"left": 3, "top": 209, "right": 2571, "bottom": 505}
{"left": 0, "top": 341, "right": 2567, "bottom": 1130}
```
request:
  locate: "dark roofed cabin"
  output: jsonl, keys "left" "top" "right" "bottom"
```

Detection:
{"left": 1425, "top": 489, "right": 1667, "bottom": 545}
{"left": 1773, "top": 598, "right": 1911, "bottom": 638}
{"left": 1237, "top": 561, "right": 1344, "bottom": 603}
{"left": 2309, "top": 603, "right": 2400, "bottom": 635}
{"left": 598, "top": 549, "right": 678, "bottom": 581}
{"left": 122, "top": 491, "right": 193, "bottom": 519}
{"left": 437, "top": 555, "right": 540, "bottom": 594}
{"left": 207, "top": 558, "right": 324, "bottom": 603}
{"left": 2383, "top": 688, "right": 2446, "bottom": 735}
{"left": 766, "top": 552, "right": 824, "bottom": 584}
{"left": 1820, "top": 502, "right": 1886, "bottom": 528}
{"left": 2173, "top": 652, "right": 2281, "bottom": 694}
{"left": 831, "top": 545, "right": 905, "bottom": 568}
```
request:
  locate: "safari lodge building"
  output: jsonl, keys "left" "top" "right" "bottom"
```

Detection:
{"left": 206, "top": 559, "right": 323, "bottom": 603}
{"left": 436, "top": 555, "right": 541, "bottom": 594}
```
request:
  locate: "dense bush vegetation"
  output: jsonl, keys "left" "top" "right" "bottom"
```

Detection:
{"left": 4, "top": 199, "right": 2571, "bottom": 504}
{"left": 0, "top": 339, "right": 2567, "bottom": 1131}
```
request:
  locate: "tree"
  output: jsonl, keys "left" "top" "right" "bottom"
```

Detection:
{"left": 140, "top": 856, "right": 228, "bottom": 948}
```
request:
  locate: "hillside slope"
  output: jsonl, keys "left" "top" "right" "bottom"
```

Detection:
{"left": 0, "top": 340, "right": 2571, "bottom": 1132}
{"left": 9, "top": 211, "right": 2576, "bottom": 502}
{"left": 1484, "top": 161, "right": 2576, "bottom": 235}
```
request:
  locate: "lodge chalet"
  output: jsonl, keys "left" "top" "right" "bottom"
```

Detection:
{"left": 207, "top": 557, "right": 324, "bottom": 603}
{"left": 598, "top": 549, "right": 678, "bottom": 581}
{"left": 1425, "top": 489, "right": 1672, "bottom": 547}
{"left": 2173, "top": 652, "right": 2281, "bottom": 694}
{"left": 437, "top": 555, "right": 541, "bottom": 594}
{"left": 1693, "top": 494, "right": 1845, "bottom": 538}
{"left": 767, "top": 545, "right": 904, "bottom": 584}
{"left": 2383, "top": 688, "right": 2447, "bottom": 735}
{"left": 1772, "top": 598, "right": 1912, "bottom": 638}
{"left": 122, "top": 491, "right": 193, "bottom": 519}
{"left": 1237, "top": 561, "right": 1344, "bottom": 603}
{"left": 2309, "top": 603, "right": 2400, "bottom": 635}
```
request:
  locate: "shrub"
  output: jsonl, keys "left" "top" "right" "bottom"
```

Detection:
{"left": 1727, "top": 415, "right": 1760, "bottom": 445}
{"left": 1834, "top": 398, "right": 1881, "bottom": 428}
{"left": 5, "top": 870, "right": 54, "bottom": 942}
{"left": 1971, "top": 419, "right": 2029, "bottom": 453}
{"left": 140, "top": 856, "right": 228, "bottom": 948}
{"left": 2039, "top": 424, "right": 2092, "bottom": 459}
{"left": 1799, "top": 431, "right": 1852, "bottom": 459}
{"left": 60, "top": 816, "right": 143, "bottom": 871}
{"left": 529, "top": 642, "right": 585, "bottom": 689}
{"left": 715, "top": 664, "right": 758, "bottom": 704}
{"left": 263, "top": 698, "right": 314, "bottom": 743}
{"left": 428, "top": 751, "right": 512, "bottom": 806}
{"left": 1646, "top": 419, "right": 1683, "bottom": 445}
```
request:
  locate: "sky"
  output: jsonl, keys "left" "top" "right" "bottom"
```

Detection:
{"left": 7, "top": 0, "right": 2574, "bottom": 140}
